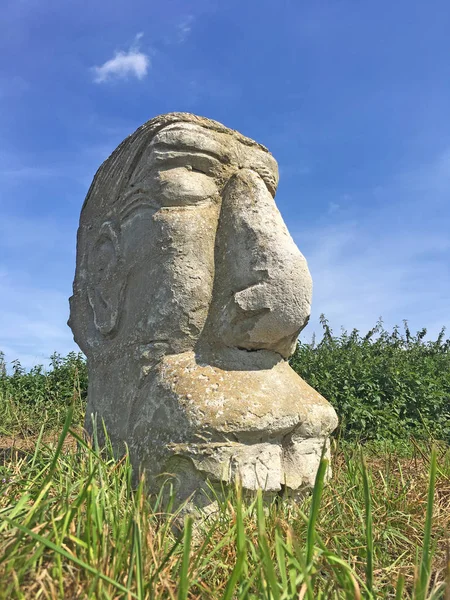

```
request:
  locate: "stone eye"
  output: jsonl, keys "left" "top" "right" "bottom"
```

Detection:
{"left": 186, "top": 163, "right": 209, "bottom": 175}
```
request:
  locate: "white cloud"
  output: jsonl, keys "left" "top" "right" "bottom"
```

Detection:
{"left": 92, "top": 33, "right": 149, "bottom": 83}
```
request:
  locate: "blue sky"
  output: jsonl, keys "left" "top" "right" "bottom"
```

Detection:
{"left": 1, "top": 0, "right": 449, "bottom": 369}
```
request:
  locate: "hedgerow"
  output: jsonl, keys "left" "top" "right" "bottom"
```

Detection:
{"left": 1, "top": 318, "right": 449, "bottom": 442}
{"left": 290, "top": 316, "right": 450, "bottom": 442}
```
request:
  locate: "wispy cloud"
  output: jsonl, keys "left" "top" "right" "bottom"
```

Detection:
{"left": 0, "top": 165, "right": 57, "bottom": 181}
{"left": 299, "top": 224, "right": 449, "bottom": 338}
{"left": 177, "top": 15, "right": 194, "bottom": 43}
{"left": 327, "top": 201, "right": 340, "bottom": 215}
{"left": 0, "top": 213, "right": 79, "bottom": 369}
{"left": 0, "top": 215, "right": 74, "bottom": 251}
{"left": 294, "top": 148, "right": 450, "bottom": 342}
{"left": 92, "top": 33, "right": 150, "bottom": 83}
{"left": 278, "top": 164, "right": 311, "bottom": 178}
{"left": 0, "top": 271, "right": 78, "bottom": 370}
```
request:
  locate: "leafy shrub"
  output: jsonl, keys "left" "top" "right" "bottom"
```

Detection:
{"left": 0, "top": 351, "right": 87, "bottom": 433}
{"left": 290, "top": 316, "right": 450, "bottom": 443}
{"left": 1, "top": 317, "right": 450, "bottom": 442}
{"left": 0, "top": 351, "right": 87, "bottom": 406}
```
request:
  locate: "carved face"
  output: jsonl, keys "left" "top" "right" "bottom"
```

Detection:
{"left": 70, "top": 118, "right": 312, "bottom": 365}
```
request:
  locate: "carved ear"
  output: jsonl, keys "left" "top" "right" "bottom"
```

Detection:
{"left": 87, "top": 221, "right": 123, "bottom": 336}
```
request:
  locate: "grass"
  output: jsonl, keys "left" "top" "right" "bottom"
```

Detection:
{"left": 1, "top": 407, "right": 450, "bottom": 598}
{"left": 1, "top": 337, "right": 449, "bottom": 598}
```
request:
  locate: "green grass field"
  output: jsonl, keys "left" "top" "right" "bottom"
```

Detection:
{"left": 1, "top": 321, "right": 449, "bottom": 598}
{"left": 1, "top": 409, "right": 449, "bottom": 598}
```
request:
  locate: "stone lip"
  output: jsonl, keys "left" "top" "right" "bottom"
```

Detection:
{"left": 154, "top": 350, "right": 338, "bottom": 442}
{"left": 126, "top": 349, "right": 338, "bottom": 501}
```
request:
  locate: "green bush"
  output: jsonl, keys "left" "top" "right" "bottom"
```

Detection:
{"left": 0, "top": 351, "right": 87, "bottom": 434}
{"left": 290, "top": 316, "right": 450, "bottom": 443}
{"left": 1, "top": 317, "right": 450, "bottom": 443}
{"left": 0, "top": 351, "right": 87, "bottom": 406}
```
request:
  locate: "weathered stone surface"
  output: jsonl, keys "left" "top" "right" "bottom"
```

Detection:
{"left": 69, "top": 113, "right": 338, "bottom": 505}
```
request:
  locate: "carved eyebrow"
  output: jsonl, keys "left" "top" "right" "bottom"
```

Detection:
{"left": 119, "top": 188, "right": 159, "bottom": 220}
{"left": 150, "top": 141, "right": 229, "bottom": 164}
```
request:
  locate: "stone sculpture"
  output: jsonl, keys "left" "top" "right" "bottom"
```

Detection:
{"left": 69, "top": 113, "right": 338, "bottom": 504}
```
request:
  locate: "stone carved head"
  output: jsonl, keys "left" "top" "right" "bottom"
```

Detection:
{"left": 70, "top": 113, "right": 311, "bottom": 360}
{"left": 69, "top": 113, "right": 337, "bottom": 503}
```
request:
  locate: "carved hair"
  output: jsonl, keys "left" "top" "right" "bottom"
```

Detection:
{"left": 81, "top": 113, "right": 270, "bottom": 221}
{"left": 70, "top": 113, "right": 274, "bottom": 353}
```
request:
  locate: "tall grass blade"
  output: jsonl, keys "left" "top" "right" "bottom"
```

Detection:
{"left": 445, "top": 538, "right": 450, "bottom": 600}
{"left": 0, "top": 515, "right": 138, "bottom": 597}
{"left": 361, "top": 450, "right": 374, "bottom": 598}
{"left": 274, "top": 527, "right": 288, "bottom": 592}
{"left": 415, "top": 446, "right": 437, "bottom": 600}
{"left": 221, "top": 551, "right": 246, "bottom": 600}
{"left": 44, "top": 403, "right": 74, "bottom": 485}
{"left": 306, "top": 454, "right": 328, "bottom": 566}
{"left": 256, "top": 490, "right": 281, "bottom": 600}
{"left": 178, "top": 516, "right": 193, "bottom": 600}
{"left": 222, "top": 487, "right": 247, "bottom": 600}
{"left": 395, "top": 572, "right": 405, "bottom": 600}
{"left": 133, "top": 519, "right": 145, "bottom": 600}
{"left": 30, "top": 423, "right": 45, "bottom": 471}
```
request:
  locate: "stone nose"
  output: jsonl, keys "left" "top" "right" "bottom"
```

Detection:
{"left": 207, "top": 168, "right": 312, "bottom": 358}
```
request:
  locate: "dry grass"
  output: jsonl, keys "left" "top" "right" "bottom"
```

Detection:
{"left": 1, "top": 414, "right": 449, "bottom": 599}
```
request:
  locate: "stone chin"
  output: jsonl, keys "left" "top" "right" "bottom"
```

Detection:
{"left": 127, "top": 350, "right": 338, "bottom": 503}
{"left": 69, "top": 112, "right": 338, "bottom": 506}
